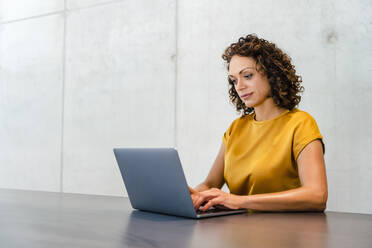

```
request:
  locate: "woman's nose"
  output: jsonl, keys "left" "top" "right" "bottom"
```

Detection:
{"left": 235, "top": 79, "right": 246, "bottom": 90}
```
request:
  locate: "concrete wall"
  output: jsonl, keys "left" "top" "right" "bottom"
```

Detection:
{"left": 0, "top": 0, "right": 371, "bottom": 214}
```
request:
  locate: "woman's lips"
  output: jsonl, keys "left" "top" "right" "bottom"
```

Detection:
{"left": 241, "top": 93, "right": 253, "bottom": 100}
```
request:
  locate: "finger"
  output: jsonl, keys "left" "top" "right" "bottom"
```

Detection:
{"left": 194, "top": 189, "right": 223, "bottom": 211}
{"left": 194, "top": 194, "right": 214, "bottom": 211}
{"left": 202, "top": 200, "right": 212, "bottom": 211}
{"left": 192, "top": 195, "right": 200, "bottom": 208}
{"left": 201, "top": 197, "right": 218, "bottom": 211}
{"left": 202, "top": 198, "right": 221, "bottom": 211}
{"left": 194, "top": 196, "right": 206, "bottom": 211}
{"left": 191, "top": 193, "right": 197, "bottom": 202}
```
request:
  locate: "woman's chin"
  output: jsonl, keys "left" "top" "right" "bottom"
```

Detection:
{"left": 244, "top": 101, "right": 254, "bottom": 108}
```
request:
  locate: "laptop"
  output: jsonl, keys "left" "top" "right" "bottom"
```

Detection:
{"left": 113, "top": 148, "right": 246, "bottom": 219}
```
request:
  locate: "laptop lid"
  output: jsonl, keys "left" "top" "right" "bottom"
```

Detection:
{"left": 113, "top": 148, "right": 197, "bottom": 218}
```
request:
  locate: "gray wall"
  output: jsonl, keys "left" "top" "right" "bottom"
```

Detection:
{"left": 0, "top": 0, "right": 371, "bottom": 214}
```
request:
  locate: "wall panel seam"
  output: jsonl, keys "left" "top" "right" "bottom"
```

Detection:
{"left": 60, "top": 0, "right": 67, "bottom": 193}
{"left": 174, "top": 0, "right": 178, "bottom": 148}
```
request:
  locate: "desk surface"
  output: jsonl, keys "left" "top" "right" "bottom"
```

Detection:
{"left": 0, "top": 189, "right": 371, "bottom": 248}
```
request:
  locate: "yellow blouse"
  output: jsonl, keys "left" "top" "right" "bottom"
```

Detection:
{"left": 222, "top": 108, "right": 324, "bottom": 196}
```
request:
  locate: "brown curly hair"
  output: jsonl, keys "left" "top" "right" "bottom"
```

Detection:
{"left": 222, "top": 34, "right": 304, "bottom": 116}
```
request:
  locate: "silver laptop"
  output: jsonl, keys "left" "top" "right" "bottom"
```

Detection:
{"left": 113, "top": 148, "right": 246, "bottom": 219}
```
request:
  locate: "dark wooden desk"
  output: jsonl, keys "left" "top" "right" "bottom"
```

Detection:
{"left": 0, "top": 189, "right": 371, "bottom": 248}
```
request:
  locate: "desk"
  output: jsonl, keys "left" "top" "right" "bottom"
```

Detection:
{"left": 0, "top": 189, "right": 371, "bottom": 248}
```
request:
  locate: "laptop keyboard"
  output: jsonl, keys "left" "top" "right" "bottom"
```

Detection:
{"left": 197, "top": 206, "right": 234, "bottom": 215}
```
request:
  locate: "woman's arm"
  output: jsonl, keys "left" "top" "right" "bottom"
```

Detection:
{"left": 243, "top": 139, "right": 328, "bottom": 211}
{"left": 199, "top": 139, "right": 328, "bottom": 212}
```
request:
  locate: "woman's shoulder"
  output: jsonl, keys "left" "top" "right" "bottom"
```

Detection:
{"left": 286, "top": 108, "right": 319, "bottom": 127}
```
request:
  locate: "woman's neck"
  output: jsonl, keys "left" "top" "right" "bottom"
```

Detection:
{"left": 253, "top": 98, "right": 287, "bottom": 121}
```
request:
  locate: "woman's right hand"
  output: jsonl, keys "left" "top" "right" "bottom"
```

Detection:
{"left": 188, "top": 186, "right": 203, "bottom": 211}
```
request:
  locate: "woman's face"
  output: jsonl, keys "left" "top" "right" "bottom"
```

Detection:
{"left": 228, "top": 55, "right": 271, "bottom": 108}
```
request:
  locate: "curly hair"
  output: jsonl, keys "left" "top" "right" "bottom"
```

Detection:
{"left": 222, "top": 34, "right": 304, "bottom": 116}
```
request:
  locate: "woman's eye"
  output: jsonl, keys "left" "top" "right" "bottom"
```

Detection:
{"left": 244, "top": 74, "right": 253, "bottom": 79}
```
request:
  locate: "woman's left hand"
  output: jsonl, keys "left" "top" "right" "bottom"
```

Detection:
{"left": 194, "top": 188, "right": 243, "bottom": 211}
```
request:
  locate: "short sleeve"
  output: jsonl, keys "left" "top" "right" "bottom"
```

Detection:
{"left": 222, "top": 118, "right": 239, "bottom": 146}
{"left": 293, "top": 113, "right": 325, "bottom": 161}
{"left": 222, "top": 130, "right": 229, "bottom": 146}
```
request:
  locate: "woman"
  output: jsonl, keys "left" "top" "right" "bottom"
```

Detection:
{"left": 189, "top": 34, "right": 328, "bottom": 213}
